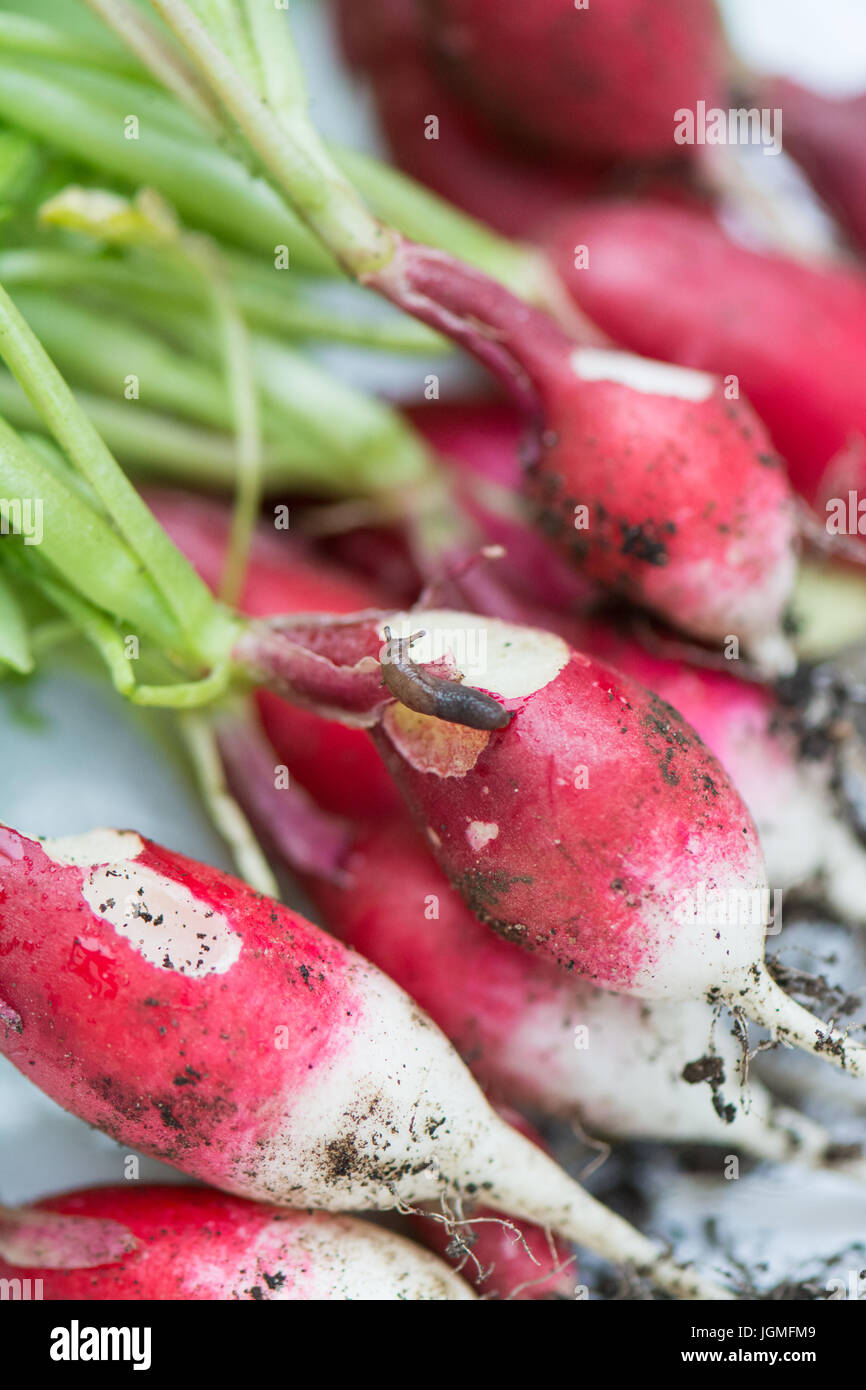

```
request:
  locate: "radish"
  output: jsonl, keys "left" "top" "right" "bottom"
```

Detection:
{"left": 410, "top": 1108, "right": 576, "bottom": 1299}
{"left": 0, "top": 821, "right": 729, "bottom": 1299}
{"left": 543, "top": 199, "right": 866, "bottom": 506}
{"left": 333, "top": 0, "right": 596, "bottom": 237}
{"left": 234, "top": 596, "right": 866, "bottom": 1077}
{"left": 369, "top": 248, "right": 801, "bottom": 671}
{"left": 416, "top": 0, "right": 727, "bottom": 164}
{"left": 769, "top": 79, "right": 866, "bottom": 256}
{"left": 0, "top": 1186, "right": 476, "bottom": 1300}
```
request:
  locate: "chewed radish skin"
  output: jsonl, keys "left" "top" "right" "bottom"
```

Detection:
{"left": 0, "top": 1187, "right": 475, "bottom": 1300}
{"left": 0, "top": 823, "right": 730, "bottom": 1299}
{"left": 312, "top": 819, "right": 845, "bottom": 1173}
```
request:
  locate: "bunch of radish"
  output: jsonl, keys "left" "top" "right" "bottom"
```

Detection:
{"left": 6, "top": 0, "right": 866, "bottom": 1306}
{"left": 0, "top": 820, "right": 732, "bottom": 1299}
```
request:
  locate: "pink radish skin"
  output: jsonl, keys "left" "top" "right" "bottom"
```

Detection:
{"left": 411, "top": 1109, "right": 575, "bottom": 1299}
{"left": 147, "top": 489, "right": 401, "bottom": 822}
{"left": 0, "top": 823, "right": 729, "bottom": 1299}
{"left": 543, "top": 199, "right": 866, "bottom": 505}
{"left": 365, "top": 242, "right": 799, "bottom": 670}
{"left": 418, "top": 0, "right": 727, "bottom": 163}
{"left": 0, "top": 1187, "right": 475, "bottom": 1300}
{"left": 769, "top": 79, "right": 866, "bottom": 256}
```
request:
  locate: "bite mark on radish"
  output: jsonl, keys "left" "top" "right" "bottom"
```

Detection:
{"left": 83, "top": 864, "right": 243, "bottom": 977}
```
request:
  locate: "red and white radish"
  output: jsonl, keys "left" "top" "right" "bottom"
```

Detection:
{"left": 0, "top": 821, "right": 728, "bottom": 1299}
{"left": 543, "top": 199, "right": 866, "bottom": 507}
{"left": 0, "top": 1186, "right": 475, "bottom": 1300}
{"left": 366, "top": 246, "right": 800, "bottom": 672}
{"left": 417, "top": 0, "right": 727, "bottom": 165}
{"left": 566, "top": 616, "right": 866, "bottom": 927}
{"left": 401, "top": 407, "right": 866, "bottom": 922}
{"left": 234, "top": 598, "right": 866, "bottom": 1076}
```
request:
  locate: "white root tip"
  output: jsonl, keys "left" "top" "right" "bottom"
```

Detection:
{"left": 479, "top": 1118, "right": 733, "bottom": 1300}
{"left": 740, "top": 969, "right": 866, "bottom": 1079}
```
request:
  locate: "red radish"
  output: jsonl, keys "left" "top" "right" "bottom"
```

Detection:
{"left": 769, "top": 79, "right": 866, "bottom": 256}
{"left": 303, "top": 816, "right": 856, "bottom": 1173}
{"left": 0, "top": 1186, "right": 475, "bottom": 1300}
{"left": 411, "top": 1109, "right": 575, "bottom": 1299}
{"left": 334, "top": 0, "right": 595, "bottom": 237}
{"left": 543, "top": 199, "right": 866, "bottom": 506}
{"left": 0, "top": 821, "right": 729, "bottom": 1299}
{"left": 234, "top": 601, "right": 866, "bottom": 1076}
{"left": 364, "top": 246, "right": 800, "bottom": 671}
{"left": 146, "top": 489, "right": 401, "bottom": 821}
{"left": 417, "top": 0, "right": 727, "bottom": 164}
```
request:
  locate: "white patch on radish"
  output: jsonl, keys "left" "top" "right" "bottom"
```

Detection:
{"left": 570, "top": 348, "right": 716, "bottom": 401}
{"left": 82, "top": 864, "right": 242, "bottom": 976}
{"left": 466, "top": 821, "right": 499, "bottom": 851}
{"left": 380, "top": 609, "right": 569, "bottom": 699}
{"left": 39, "top": 829, "right": 144, "bottom": 868}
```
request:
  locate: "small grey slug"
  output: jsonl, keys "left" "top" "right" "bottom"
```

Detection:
{"left": 380, "top": 627, "right": 512, "bottom": 732}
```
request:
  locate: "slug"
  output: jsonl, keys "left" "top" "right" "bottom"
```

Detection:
{"left": 380, "top": 627, "right": 512, "bottom": 731}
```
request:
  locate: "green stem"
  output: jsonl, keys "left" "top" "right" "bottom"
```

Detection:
{"left": 190, "top": 241, "right": 263, "bottom": 606}
{"left": 0, "top": 58, "right": 333, "bottom": 270}
{"left": 0, "top": 368, "right": 298, "bottom": 483}
{"left": 178, "top": 707, "right": 279, "bottom": 894}
{"left": 0, "top": 414, "right": 179, "bottom": 647}
{"left": 0, "top": 244, "right": 444, "bottom": 350}
{"left": 82, "top": 0, "right": 225, "bottom": 132}
{"left": 0, "top": 567, "right": 33, "bottom": 674}
{"left": 0, "top": 11, "right": 144, "bottom": 77}
{"left": 0, "top": 280, "right": 231, "bottom": 661}
{"left": 149, "top": 0, "right": 397, "bottom": 277}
